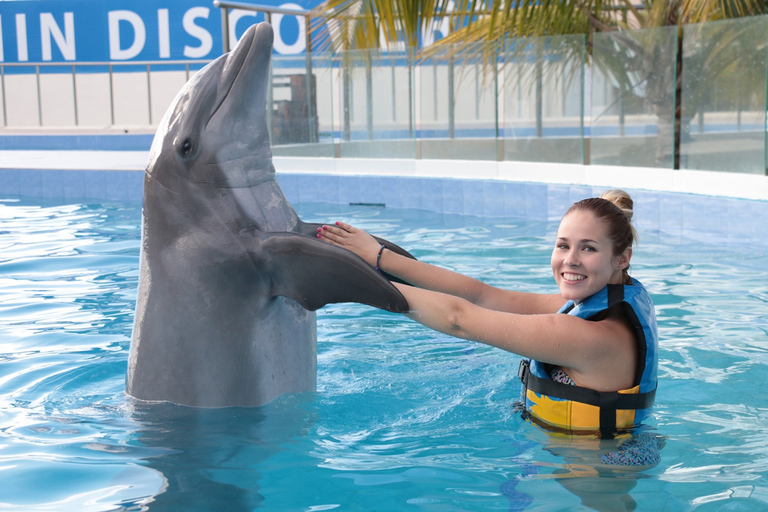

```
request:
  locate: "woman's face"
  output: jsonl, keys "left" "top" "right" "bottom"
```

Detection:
{"left": 550, "top": 209, "right": 631, "bottom": 303}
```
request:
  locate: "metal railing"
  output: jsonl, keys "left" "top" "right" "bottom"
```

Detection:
{"left": 0, "top": 60, "right": 209, "bottom": 128}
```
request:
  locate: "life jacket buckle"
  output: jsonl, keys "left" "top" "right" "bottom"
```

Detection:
{"left": 518, "top": 359, "right": 530, "bottom": 383}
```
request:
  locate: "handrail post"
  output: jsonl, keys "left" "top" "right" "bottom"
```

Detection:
{"left": 221, "top": 6, "right": 230, "bottom": 53}
{"left": 408, "top": 49, "right": 414, "bottom": 139}
{"left": 36, "top": 65, "right": 43, "bottom": 126}
{"left": 109, "top": 63, "right": 115, "bottom": 125}
{"left": 494, "top": 42, "right": 500, "bottom": 139}
{"left": 343, "top": 55, "right": 351, "bottom": 141}
{"left": 366, "top": 50, "right": 373, "bottom": 140}
{"left": 72, "top": 65, "right": 79, "bottom": 126}
{"left": 147, "top": 63, "right": 153, "bottom": 125}
{"left": 1, "top": 65, "right": 7, "bottom": 127}
{"left": 391, "top": 56, "right": 397, "bottom": 122}
{"left": 475, "top": 62, "right": 480, "bottom": 120}
{"left": 535, "top": 52, "right": 543, "bottom": 138}
{"left": 304, "top": 14, "right": 316, "bottom": 143}
{"left": 448, "top": 55, "right": 454, "bottom": 139}
{"left": 618, "top": 85, "right": 625, "bottom": 136}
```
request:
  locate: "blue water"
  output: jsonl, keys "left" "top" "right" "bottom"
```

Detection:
{"left": 1, "top": 197, "right": 767, "bottom": 511}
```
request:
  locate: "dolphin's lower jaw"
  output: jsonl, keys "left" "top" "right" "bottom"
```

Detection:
{"left": 143, "top": 161, "right": 277, "bottom": 197}
{"left": 197, "top": 158, "right": 276, "bottom": 189}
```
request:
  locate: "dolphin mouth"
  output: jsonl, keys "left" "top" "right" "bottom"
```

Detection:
{"left": 206, "top": 23, "right": 272, "bottom": 132}
{"left": 191, "top": 159, "right": 277, "bottom": 188}
{"left": 187, "top": 174, "right": 275, "bottom": 188}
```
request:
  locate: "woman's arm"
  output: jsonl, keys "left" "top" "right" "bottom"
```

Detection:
{"left": 394, "top": 283, "right": 638, "bottom": 392}
{"left": 319, "top": 222, "right": 564, "bottom": 315}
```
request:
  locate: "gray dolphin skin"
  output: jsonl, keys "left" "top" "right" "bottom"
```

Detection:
{"left": 127, "top": 22, "right": 409, "bottom": 408}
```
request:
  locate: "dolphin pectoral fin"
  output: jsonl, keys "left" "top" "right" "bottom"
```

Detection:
{"left": 262, "top": 232, "right": 409, "bottom": 313}
{"left": 296, "top": 221, "right": 416, "bottom": 284}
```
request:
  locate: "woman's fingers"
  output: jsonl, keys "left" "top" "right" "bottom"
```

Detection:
{"left": 316, "top": 225, "right": 333, "bottom": 242}
{"left": 317, "top": 222, "right": 356, "bottom": 239}
{"left": 334, "top": 221, "right": 355, "bottom": 232}
{"left": 316, "top": 222, "right": 381, "bottom": 267}
{"left": 317, "top": 224, "right": 353, "bottom": 249}
{"left": 317, "top": 225, "right": 341, "bottom": 241}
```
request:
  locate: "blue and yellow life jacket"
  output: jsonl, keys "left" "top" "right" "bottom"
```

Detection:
{"left": 518, "top": 278, "right": 658, "bottom": 436}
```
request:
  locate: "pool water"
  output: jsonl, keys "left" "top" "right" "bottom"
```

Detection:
{"left": 1, "top": 197, "right": 767, "bottom": 511}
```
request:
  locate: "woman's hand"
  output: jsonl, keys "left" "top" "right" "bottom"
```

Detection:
{"left": 318, "top": 221, "right": 382, "bottom": 267}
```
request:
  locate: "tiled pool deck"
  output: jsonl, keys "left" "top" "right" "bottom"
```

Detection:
{"left": 1, "top": 134, "right": 767, "bottom": 248}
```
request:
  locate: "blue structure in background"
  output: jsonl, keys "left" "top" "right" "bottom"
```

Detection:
{"left": 0, "top": 0, "right": 320, "bottom": 64}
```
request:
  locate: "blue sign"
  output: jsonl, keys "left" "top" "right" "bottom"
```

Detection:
{"left": 0, "top": 0, "right": 321, "bottom": 63}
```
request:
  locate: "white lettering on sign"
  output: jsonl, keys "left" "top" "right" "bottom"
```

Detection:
{"left": 16, "top": 14, "right": 28, "bottom": 61}
{"left": 108, "top": 10, "right": 146, "bottom": 60}
{"left": 0, "top": 2, "right": 316, "bottom": 63}
{"left": 158, "top": 9, "right": 171, "bottom": 59}
{"left": 272, "top": 3, "right": 305, "bottom": 55}
{"left": 41, "top": 12, "right": 76, "bottom": 61}
{"left": 183, "top": 7, "right": 212, "bottom": 58}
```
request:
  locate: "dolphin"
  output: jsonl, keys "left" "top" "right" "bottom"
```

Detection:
{"left": 127, "top": 22, "right": 410, "bottom": 408}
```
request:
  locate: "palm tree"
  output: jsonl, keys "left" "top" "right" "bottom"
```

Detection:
{"left": 310, "top": 1, "right": 768, "bottom": 169}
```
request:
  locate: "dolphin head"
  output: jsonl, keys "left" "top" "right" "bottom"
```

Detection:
{"left": 147, "top": 22, "right": 276, "bottom": 191}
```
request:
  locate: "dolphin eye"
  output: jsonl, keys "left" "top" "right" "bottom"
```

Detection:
{"left": 180, "top": 139, "right": 193, "bottom": 156}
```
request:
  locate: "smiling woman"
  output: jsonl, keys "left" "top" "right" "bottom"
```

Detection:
{"left": 552, "top": 196, "right": 635, "bottom": 302}
{"left": 318, "top": 189, "right": 658, "bottom": 441}
{"left": 552, "top": 208, "right": 630, "bottom": 302}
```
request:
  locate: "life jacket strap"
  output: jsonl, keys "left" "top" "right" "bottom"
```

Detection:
{"left": 518, "top": 359, "right": 657, "bottom": 435}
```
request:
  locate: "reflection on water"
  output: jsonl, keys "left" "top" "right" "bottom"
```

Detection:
{"left": 126, "top": 397, "right": 318, "bottom": 511}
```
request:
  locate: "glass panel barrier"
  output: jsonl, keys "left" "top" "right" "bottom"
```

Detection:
{"left": 271, "top": 53, "right": 335, "bottom": 158}
{"left": 336, "top": 50, "right": 416, "bottom": 159}
{"left": 502, "top": 34, "right": 584, "bottom": 164}
{"left": 680, "top": 16, "right": 768, "bottom": 174}
{"left": 591, "top": 26, "right": 677, "bottom": 168}
{"left": 419, "top": 44, "right": 499, "bottom": 161}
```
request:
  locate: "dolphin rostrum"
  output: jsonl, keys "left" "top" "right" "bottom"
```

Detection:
{"left": 127, "top": 22, "right": 410, "bottom": 408}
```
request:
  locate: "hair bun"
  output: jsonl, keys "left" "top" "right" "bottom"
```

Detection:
{"left": 600, "top": 189, "right": 634, "bottom": 222}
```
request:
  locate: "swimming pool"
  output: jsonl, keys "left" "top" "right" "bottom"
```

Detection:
{"left": 1, "top": 193, "right": 767, "bottom": 511}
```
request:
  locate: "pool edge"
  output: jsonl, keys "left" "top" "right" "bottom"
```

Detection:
{"left": 1, "top": 151, "right": 767, "bottom": 203}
